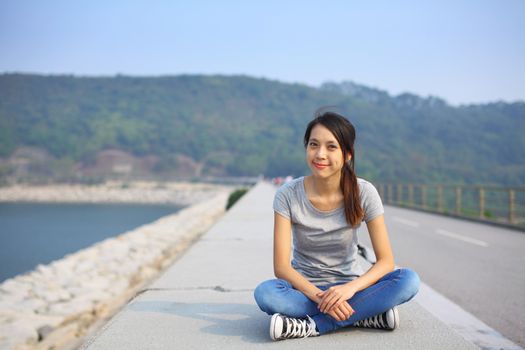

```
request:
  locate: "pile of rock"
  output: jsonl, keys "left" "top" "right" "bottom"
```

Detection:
{"left": 0, "top": 189, "right": 231, "bottom": 350}
{"left": 0, "top": 182, "right": 226, "bottom": 205}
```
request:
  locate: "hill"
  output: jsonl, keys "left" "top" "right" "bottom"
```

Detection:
{"left": 0, "top": 74, "right": 523, "bottom": 185}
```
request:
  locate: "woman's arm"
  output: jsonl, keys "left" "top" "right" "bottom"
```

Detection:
{"left": 348, "top": 214, "right": 395, "bottom": 290}
{"left": 318, "top": 214, "right": 395, "bottom": 314}
{"left": 273, "top": 212, "right": 322, "bottom": 302}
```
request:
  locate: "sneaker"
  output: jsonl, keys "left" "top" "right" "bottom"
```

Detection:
{"left": 270, "top": 313, "right": 319, "bottom": 340}
{"left": 353, "top": 307, "right": 399, "bottom": 331}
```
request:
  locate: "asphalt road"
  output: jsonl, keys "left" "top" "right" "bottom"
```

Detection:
{"left": 359, "top": 205, "right": 525, "bottom": 348}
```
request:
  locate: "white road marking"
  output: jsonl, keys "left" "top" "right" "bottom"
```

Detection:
{"left": 435, "top": 229, "right": 489, "bottom": 247}
{"left": 416, "top": 282, "right": 521, "bottom": 350}
{"left": 392, "top": 216, "right": 420, "bottom": 228}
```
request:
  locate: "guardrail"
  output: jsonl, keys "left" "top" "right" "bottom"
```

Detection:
{"left": 376, "top": 184, "right": 525, "bottom": 230}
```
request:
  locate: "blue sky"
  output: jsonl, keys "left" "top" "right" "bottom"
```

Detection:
{"left": 1, "top": 0, "right": 524, "bottom": 105}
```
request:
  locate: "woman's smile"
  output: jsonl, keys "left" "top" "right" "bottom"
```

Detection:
{"left": 312, "top": 161, "right": 329, "bottom": 169}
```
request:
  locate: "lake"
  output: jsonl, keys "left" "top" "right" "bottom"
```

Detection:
{"left": 0, "top": 202, "right": 182, "bottom": 282}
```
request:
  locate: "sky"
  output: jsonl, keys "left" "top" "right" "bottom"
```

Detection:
{"left": 1, "top": 0, "right": 524, "bottom": 105}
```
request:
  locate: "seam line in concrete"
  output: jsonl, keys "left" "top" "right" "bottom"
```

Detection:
{"left": 136, "top": 286, "right": 254, "bottom": 295}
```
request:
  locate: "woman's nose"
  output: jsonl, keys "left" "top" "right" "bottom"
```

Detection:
{"left": 315, "top": 147, "right": 326, "bottom": 158}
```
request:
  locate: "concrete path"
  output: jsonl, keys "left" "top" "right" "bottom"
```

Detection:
{"left": 81, "top": 182, "right": 486, "bottom": 349}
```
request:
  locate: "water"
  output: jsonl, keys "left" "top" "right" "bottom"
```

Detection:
{"left": 0, "top": 202, "right": 183, "bottom": 282}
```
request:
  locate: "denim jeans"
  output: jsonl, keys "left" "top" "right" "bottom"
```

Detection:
{"left": 254, "top": 268, "right": 420, "bottom": 334}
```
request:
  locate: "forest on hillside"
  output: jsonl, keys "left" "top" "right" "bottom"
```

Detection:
{"left": 0, "top": 74, "right": 524, "bottom": 186}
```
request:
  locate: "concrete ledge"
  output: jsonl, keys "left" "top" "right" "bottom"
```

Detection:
{"left": 81, "top": 182, "right": 478, "bottom": 349}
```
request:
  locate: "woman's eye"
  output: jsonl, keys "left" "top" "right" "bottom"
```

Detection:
{"left": 309, "top": 142, "right": 317, "bottom": 147}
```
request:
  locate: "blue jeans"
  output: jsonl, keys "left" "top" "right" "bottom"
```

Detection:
{"left": 254, "top": 268, "right": 420, "bottom": 334}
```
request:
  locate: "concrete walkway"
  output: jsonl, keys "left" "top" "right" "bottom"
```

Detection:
{"left": 81, "top": 182, "right": 478, "bottom": 349}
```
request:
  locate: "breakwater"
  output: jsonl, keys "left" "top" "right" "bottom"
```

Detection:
{"left": 0, "top": 183, "right": 233, "bottom": 350}
{"left": 0, "top": 181, "right": 224, "bottom": 205}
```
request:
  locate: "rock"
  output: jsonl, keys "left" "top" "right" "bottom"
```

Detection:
{"left": 104, "top": 278, "right": 129, "bottom": 297}
{"left": 18, "top": 298, "right": 47, "bottom": 312}
{"left": 37, "top": 325, "right": 54, "bottom": 340}
{"left": 74, "top": 260, "right": 97, "bottom": 275}
{"left": 0, "top": 290, "right": 26, "bottom": 305}
{"left": 0, "top": 319, "right": 39, "bottom": 348}
{"left": 0, "top": 279, "right": 30, "bottom": 296}
{"left": 139, "top": 266, "right": 160, "bottom": 280}
{"left": 35, "top": 264, "right": 54, "bottom": 278}
{"left": 46, "top": 298, "right": 93, "bottom": 317}
{"left": 0, "top": 310, "right": 63, "bottom": 331}
{"left": 33, "top": 322, "right": 79, "bottom": 350}
{"left": 31, "top": 286, "right": 71, "bottom": 304}
{"left": 76, "top": 291, "right": 111, "bottom": 304}
{"left": 79, "top": 277, "right": 112, "bottom": 292}
{"left": 0, "top": 301, "right": 36, "bottom": 314}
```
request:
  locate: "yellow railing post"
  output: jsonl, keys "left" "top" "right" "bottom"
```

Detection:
{"left": 479, "top": 188, "right": 485, "bottom": 219}
{"left": 378, "top": 184, "right": 383, "bottom": 201}
{"left": 455, "top": 186, "right": 462, "bottom": 215}
{"left": 408, "top": 184, "right": 414, "bottom": 207}
{"left": 437, "top": 185, "right": 443, "bottom": 212}
{"left": 421, "top": 185, "right": 427, "bottom": 209}
{"left": 509, "top": 189, "right": 516, "bottom": 224}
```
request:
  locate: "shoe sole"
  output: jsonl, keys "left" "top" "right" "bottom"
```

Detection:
{"left": 390, "top": 307, "right": 399, "bottom": 331}
{"left": 270, "top": 313, "right": 280, "bottom": 341}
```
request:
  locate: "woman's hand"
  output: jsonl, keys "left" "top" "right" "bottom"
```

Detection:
{"left": 325, "top": 301, "right": 354, "bottom": 322}
{"left": 316, "top": 283, "right": 357, "bottom": 317}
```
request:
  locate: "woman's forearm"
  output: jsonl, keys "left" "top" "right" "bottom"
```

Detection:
{"left": 275, "top": 265, "right": 322, "bottom": 303}
{"left": 345, "top": 258, "right": 395, "bottom": 293}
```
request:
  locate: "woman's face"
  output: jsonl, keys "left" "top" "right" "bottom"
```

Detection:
{"left": 306, "top": 124, "right": 350, "bottom": 180}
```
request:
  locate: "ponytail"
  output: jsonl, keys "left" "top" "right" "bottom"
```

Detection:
{"left": 341, "top": 158, "right": 364, "bottom": 227}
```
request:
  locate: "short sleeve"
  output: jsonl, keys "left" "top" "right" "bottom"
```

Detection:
{"left": 273, "top": 186, "right": 292, "bottom": 219}
{"left": 362, "top": 182, "right": 384, "bottom": 223}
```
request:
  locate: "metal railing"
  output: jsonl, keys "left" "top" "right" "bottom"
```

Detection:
{"left": 376, "top": 184, "right": 525, "bottom": 230}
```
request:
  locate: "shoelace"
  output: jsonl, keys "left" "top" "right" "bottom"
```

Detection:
{"left": 282, "top": 316, "right": 316, "bottom": 338}
{"left": 354, "top": 313, "right": 387, "bottom": 329}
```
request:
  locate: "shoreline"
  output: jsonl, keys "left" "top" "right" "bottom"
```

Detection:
{"left": 0, "top": 181, "right": 233, "bottom": 206}
{"left": 0, "top": 184, "right": 239, "bottom": 350}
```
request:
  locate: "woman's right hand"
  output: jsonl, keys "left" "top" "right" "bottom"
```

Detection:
{"left": 325, "top": 301, "right": 354, "bottom": 322}
{"left": 310, "top": 291, "right": 354, "bottom": 322}
{"left": 313, "top": 290, "right": 354, "bottom": 322}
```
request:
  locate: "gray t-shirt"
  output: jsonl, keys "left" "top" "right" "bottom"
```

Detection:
{"left": 273, "top": 176, "right": 384, "bottom": 286}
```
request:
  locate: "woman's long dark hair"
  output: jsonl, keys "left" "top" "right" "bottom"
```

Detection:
{"left": 303, "top": 110, "right": 364, "bottom": 227}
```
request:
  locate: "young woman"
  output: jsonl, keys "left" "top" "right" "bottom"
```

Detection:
{"left": 254, "top": 111, "right": 420, "bottom": 341}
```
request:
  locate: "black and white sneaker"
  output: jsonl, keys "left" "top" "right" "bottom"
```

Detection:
{"left": 353, "top": 307, "right": 399, "bottom": 330}
{"left": 270, "top": 313, "right": 320, "bottom": 340}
